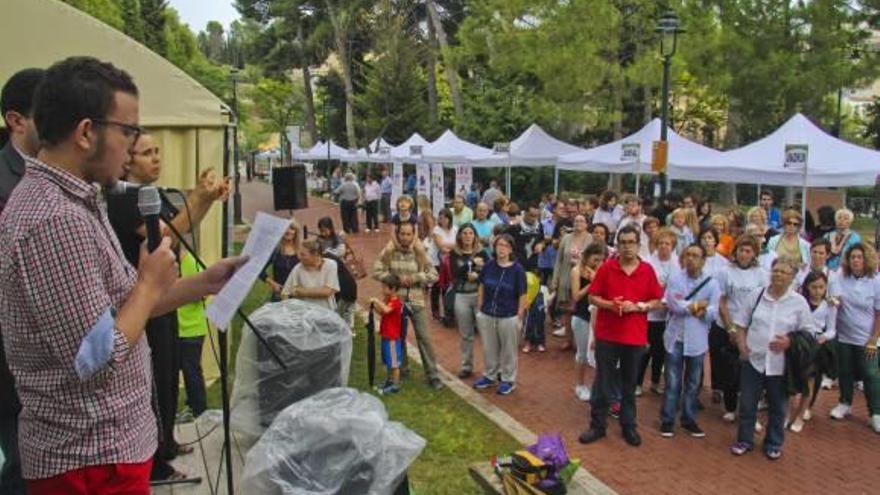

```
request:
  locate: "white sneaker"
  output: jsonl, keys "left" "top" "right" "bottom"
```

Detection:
{"left": 871, "top": 415, "right": 880, "bottom": 433}
{"left": 552, "top": 327, "right": 566, "bottom": 337}
{"left": 722, "top": 412, "right": 736, "bottom": 422}
{"left": 856, "top": 381, "right": 865, "bottom": 392}
{"left": 830, "top": 403, "right": 852, "bottom": 420}
{"left": 803, "top": 408, "right": 812, "bottom": 421}
{"left": 789, "top": 417, "right": 805, "bottom": 433}
{"left": 820, "top": 376, "right": 834, "bottom": 390}
{"left": 755, "top": 420, "right": 763, "bottom": 433}
{"left": 635, "top": 386, "right": 643, "bottom": 397}
{"left": 575, "top": 385, "right": 591, "bottom": 402}
{"left": 757, "top": 398, "right": 768, "bottom": 411}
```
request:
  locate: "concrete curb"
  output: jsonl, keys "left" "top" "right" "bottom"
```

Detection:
{"left": 360, "top": 307, "right": 617, "bottom": 495}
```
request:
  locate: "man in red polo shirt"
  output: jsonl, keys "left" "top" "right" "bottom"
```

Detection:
{"left": 579, "top": 224, "right": 664, "bottom": 447}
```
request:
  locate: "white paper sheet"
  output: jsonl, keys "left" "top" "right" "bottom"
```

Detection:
{"left": 206, "top": 212, "right": 290, "bottom": 331}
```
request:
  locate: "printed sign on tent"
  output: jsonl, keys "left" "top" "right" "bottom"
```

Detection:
{"left": 431, "top": 164, "right": 445, "bottom": 216}
{"left": 416, "top": 163, "right": 431, "bottom": 202}
{"left": 391, "top": 162, "right": 404, "bottom": 214}
{"left": 455, "top": 164, "right": 473, "bottom": 198}
{"left": 784, "top": 144, "right": 808, "bottom": 168}
{"left": 621, "top": 143, "right": 640, "bottom": 162}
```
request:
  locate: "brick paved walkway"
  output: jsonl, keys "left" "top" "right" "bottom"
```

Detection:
{"left": 241, "top": 180, "right": 879, "bottom": 495}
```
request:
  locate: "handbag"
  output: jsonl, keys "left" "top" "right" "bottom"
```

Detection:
{"left": 343, "top": 239, "right": 368, "bottom": 279}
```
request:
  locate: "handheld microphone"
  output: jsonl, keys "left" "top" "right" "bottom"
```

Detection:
{"left": 138, "top": 186, "right": 163, "bottom": 252}
{"left": 107, "top": 180, "right": 180, "bottom": 196}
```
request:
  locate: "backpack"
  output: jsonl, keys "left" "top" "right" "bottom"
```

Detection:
{"left": 323, "top": 252, "right": 357, "bottom": 303}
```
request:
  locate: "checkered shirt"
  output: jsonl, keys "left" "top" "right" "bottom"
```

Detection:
{"left": 0, "top": 157, "right": 156, "bottom": 480}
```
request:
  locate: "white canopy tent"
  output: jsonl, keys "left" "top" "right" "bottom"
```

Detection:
{"left": 298, "top": 140, "right": 348, "bottom": 161}
{"left": 421, "top": 129, "right": 492, "bottom": 163}
{"left": 390, "top": 133, "right": 432, "bottom": 163}
{"left": 557, "top": 118, "right": 724, "bottom": 174}
{"left": 669, "top": 113, "right": 880, "bottom": 187}
{"left": 467, "top": 124, "right": 583, "bottom": 193}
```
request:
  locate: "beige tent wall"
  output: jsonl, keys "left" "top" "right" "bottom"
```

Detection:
{"left": 1, "top": 0, "right": 231, "bottom": 384}
{"left": 148, "top": 127, "right": 226, "bottom": 383}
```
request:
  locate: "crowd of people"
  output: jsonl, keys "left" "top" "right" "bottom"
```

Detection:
{"left": 306, "top": 168, "right": 880, "bottom": 461}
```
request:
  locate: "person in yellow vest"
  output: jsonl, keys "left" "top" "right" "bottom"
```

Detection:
{"left": 177, "top": 251, "right": 209, "bottom": 423}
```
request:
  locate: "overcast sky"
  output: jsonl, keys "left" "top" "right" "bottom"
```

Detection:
{"left": 168, "top": 0, "right": 240, "bottom": 32}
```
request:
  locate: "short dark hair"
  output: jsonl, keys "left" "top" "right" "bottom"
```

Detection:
{"left": 760, "top": 190, "right": 774, "bottom": 200}
{"left": 33, "top": 57, "right": 138, "bottom": 146}
{"left": 382, "top": 274, "right": 401, "bottom": 291}
{"left": 616, "top": 224, "right": 641, "bottom": 243}
{"left": 699, "top": 227, "right": 720, "bottom": 247}
{"left": 810, "top": 237, "right": 831, "bottom": 253}
{"left": 1, "top": 68, "right": 45, "bottom": 123}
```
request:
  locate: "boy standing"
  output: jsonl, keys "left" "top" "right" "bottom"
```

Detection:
{"left": 371, "top": 276, "right": 404, "bottom": 395}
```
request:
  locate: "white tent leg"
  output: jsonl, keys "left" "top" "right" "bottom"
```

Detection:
{"left": 506, "top": 167, "right": 512, "bottom": 196}
{"left": 757, "top": 184, "right": 761, "bottom": 205}
{"left": 554, "top": 167, "right": 559, "bottom": 196}
{"left": 635, "top": 174, "right": 641, "bottom": 196}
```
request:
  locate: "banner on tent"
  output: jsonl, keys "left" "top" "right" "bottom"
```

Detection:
{"left": 391, "top": 162, "right": 404, "bottom": 214}
{"left": 784, "top": 144, "right": 808, "bottom": 168}
{"left": 621, "top": 143, "right": 640, "bottom": 162}
{"left": 431, "top": 164, "right": 445, "bottom": 216}
{"left": 455, "top": 164, "right": 473, "bottom": 198}
{"left": 416, "top": 163, "right": 431, "bottom": 201}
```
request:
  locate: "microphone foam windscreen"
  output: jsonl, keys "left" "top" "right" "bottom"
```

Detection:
{"left": 137, "top": 186, "right": 162, "bottom": 217}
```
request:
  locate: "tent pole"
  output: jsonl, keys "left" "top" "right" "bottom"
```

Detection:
{"left": 506, "top": 166, "right": 512, "bottom": 196}
{"left": 554, "top": 167, "right": 559, "bottom": 196}
{"left": 756, "top": 184, "right": 762, "bottom": 205}
{"left": 801, "top": 164, "right": 808, "bottom": 234}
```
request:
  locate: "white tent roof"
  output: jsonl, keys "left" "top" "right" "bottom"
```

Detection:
{"left": 421, "top": 129, "right": 492, "bottom": 163}
{"left": 557, "top": 119, "right": 724, "bottom": 174}
{"left": 298, "top": 140, "right": 348, "bottom": 161}
{"left": 466, "top": 124, "right": 583, "bottom": 167}
{"left": 390, "top": 133, "right": 432, "bottom": 163}
{"left": 670, "top": 113, "right": 880, "bottom": 187}
{"left": 1, "top": 0, "right": 226, "bottom": 128}
{"left": 339, "top": 137, "right": 397, "bottom": 163}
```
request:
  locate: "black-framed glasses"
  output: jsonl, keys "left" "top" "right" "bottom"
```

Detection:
{"left": 92, "top": 119, "right": 142, "bottom": 143}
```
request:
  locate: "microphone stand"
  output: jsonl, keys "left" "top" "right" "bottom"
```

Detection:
{"left": 158, "top": 190, "right": 286, "bottom": 495}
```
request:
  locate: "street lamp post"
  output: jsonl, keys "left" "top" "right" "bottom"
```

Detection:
{"left": 231, "top": 68, "right": 243, "bottom": 225}
{"left": 656, "top": 10, "right": 683, "bottom": 197}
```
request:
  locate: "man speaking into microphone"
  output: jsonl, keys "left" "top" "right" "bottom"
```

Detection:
{"left": 0, "top": 56, "right": 245, "bottom": 494}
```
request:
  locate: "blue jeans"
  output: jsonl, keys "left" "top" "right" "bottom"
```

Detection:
{"left": 660, "top": 342, "right": 704, "bottom": 425}
{"left": 737, "top": 362, "right": 787, "bottom": 452}
{"left": 179, "top": 336, "right": 207, "bottom": 416}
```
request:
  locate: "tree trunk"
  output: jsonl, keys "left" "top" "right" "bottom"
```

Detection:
{"left": 325, "top": 1, "right": 358, "bottom": 148}
{"left": 426, "top": 1, "right": 464, "bottom": 124}
{"left": 297, "top": 22, "right": 319, "bottom": 145}
{"left": 425, "top": 18, "right": 439, "bottom": 129}
{"left": 301, "top": 65, "right": 318, "bottom": 145}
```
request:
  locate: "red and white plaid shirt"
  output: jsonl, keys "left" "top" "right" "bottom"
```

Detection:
{"left": 0, "top": 157, "right": 156, "bottom": 480}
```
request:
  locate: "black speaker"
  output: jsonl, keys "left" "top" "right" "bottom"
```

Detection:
{"left": 273, "top": 165, "right": 308, "bottom": 211}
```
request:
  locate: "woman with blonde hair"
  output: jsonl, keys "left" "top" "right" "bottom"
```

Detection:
{"left": 747, "top": 206, "right": 776, "bottom": 243}
{"left": 449, "top": 223, "right": 488, "bottom": 378}
{"left": 767, "top": 209, "right": 810, "bottom": 269}
{"left": 711, "top": 213, "right": 735, "bottom": 258}
{"left": 669, "top": 208, "right": 695, "bottom": 256}
{"left": 261, "top": 218, "right": 303, "bottom": 301}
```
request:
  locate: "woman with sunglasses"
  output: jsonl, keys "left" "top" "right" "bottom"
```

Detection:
{"left": 767, "top": 210, "right": 810, "bottom": 271}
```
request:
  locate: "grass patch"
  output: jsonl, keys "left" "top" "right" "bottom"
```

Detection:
{"left": 191, "top": 242, "right": 520, "bottom": 494}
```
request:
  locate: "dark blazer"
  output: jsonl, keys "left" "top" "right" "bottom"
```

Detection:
{"left": 0, "top": 141, "right": 26, "bottom": 206}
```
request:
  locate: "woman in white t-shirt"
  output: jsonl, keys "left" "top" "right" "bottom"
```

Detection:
{"left": 788, "top": 271, "right": 837, "bottom": 433}
{"left": 711, "top": 234, "right": 768, "bottom": 421}
{"left": 282, "top": 238, "right": 340, "bottom": 311}
{"left": 699, "top": 227, "right": 728, "bottom": 278}
{"left": 640, "top": 228, "right": 680, "bottom": 396}
{"left": 828, "top": 243, "right": 880, "bottom": 433}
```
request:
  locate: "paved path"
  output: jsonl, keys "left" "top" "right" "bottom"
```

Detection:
{"left": 241, "top": 180, "right": 879, "bottom": 495}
